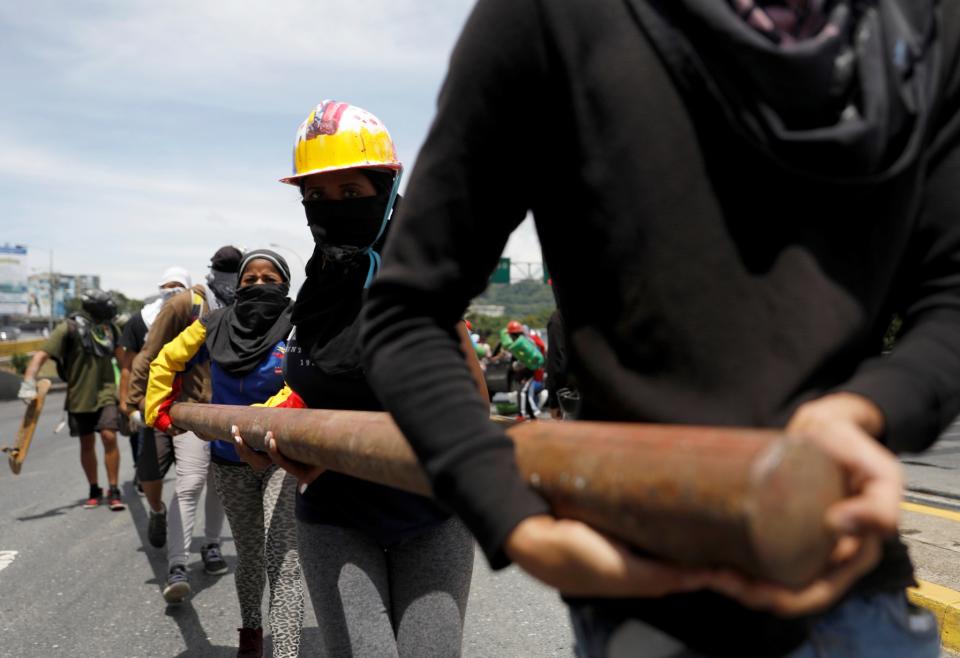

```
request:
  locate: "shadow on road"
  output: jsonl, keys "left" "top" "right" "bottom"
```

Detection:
{"left": 123, "top": 480, "right": 237, "bottom": 655}
{"left": 16, "top": 499, "right": 86, "bottom": 521}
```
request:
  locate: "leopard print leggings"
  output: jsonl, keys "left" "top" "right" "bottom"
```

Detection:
{"left": 212, "top": 462, "right": 304, "bottom": 658}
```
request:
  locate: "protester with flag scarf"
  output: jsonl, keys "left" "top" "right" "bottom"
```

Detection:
{"left": 145, "top": 249, "right": 303, "bottom": 658}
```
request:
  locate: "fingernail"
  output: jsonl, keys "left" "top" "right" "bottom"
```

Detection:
{"left": 269, "top": 438, "right": 277, "bottom": 450}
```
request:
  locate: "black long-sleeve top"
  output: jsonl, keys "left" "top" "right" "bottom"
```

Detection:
{"left": 362, "top": 1, "right": 960, "bottom": 655}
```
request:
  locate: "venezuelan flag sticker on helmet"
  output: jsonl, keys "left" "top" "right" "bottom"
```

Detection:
{"left": 280, "top": 100, "right": 402, "bottom": 186}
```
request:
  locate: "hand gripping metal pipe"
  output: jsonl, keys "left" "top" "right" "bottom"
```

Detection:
{"left": 171, "top": 403, "right": 844, "bottom": 587}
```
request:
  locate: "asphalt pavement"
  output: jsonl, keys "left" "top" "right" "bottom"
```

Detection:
{"left": 903, "top": 418, "right": 960, "bottom": 505}
{"left": 0, "top": 392, "right": 572, "bottom": 657}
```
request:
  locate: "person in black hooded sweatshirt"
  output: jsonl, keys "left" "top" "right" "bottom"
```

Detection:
{"left": 361, "top": 1, "right": 960, "bottom": 657}
{"left": 234, "top": 101, "right": 488, "bottom": 658}
{"left": 146, "top": 249, "right": 303, "bottom": 658}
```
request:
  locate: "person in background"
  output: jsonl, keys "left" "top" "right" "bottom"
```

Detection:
{"left": 118, "top": 266, "right": 191, "bottom": 492}
{"left": 235, "top": 101, "right": 484, "bottom": 658}
{"left": 20, "top": 289, "right": 125, "bottom": 510}
{"left": 127, "top": 246, "right": 240, "bottom": 604}
{"left": 146, "top": 250, "right": 303, "bottom": 658}
{"left": 495, "top": 320, "right": 546, "bottom": 419}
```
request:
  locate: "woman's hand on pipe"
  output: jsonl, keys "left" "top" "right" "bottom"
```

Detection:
{"left": 262, "top": 430, "right": 325, "bottom": 491}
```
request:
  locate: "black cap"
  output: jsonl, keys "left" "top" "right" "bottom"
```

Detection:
{"left": 210, "top": 246, "right": 243, "bottom": 273}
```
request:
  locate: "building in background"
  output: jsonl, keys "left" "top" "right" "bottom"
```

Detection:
{"left": 0, "top": 245, "right": 29, "bottom": 317}
{"left": 26, "top": 273, "right": 101, "bottom": 319}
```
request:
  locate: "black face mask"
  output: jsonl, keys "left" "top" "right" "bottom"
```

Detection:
{"left": 302, "top": 196, "right": 389, "bottom": 262}
{"left": 207, "top": 269, "right": 237, "bottom": 306}
{"left": 234, "top": 282, "right": 290, "bottom": 330}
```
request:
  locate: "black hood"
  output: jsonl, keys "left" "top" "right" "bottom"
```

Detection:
{"left": 627, "top": 0, "right": 942, "bottom": 179}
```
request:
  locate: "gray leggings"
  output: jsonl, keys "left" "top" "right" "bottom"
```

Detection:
{"left": 298, "top": 516, "right": 474, "bottom": 658}
{"left": 212, "top": 463, "right": 304, "bottom": 658}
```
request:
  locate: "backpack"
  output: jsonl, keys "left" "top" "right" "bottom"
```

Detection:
{"left": 53, "top": 314, "right": 118, "bottom": 381}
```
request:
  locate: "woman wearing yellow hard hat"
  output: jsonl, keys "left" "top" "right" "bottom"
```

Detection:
{"left": 232, "top": 100, "right": 486, "bottom": 657}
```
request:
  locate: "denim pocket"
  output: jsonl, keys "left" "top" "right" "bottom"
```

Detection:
{"left": 877, "top": 592, "right": 939, "bottom": 639}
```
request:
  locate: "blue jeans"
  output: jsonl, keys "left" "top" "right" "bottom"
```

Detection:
{"left": 571, "top": 592, "right": 940, "bottom": 658}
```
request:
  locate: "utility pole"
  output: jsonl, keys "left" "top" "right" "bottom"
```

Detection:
{"left": 48, "top": 248, "right": 55, "bottom": 331}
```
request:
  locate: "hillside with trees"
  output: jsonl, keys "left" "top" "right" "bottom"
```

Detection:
{"left": 467, "top": 280, "right": 555, "bottom": 336}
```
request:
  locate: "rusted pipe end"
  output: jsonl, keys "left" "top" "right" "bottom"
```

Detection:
{"left": 745, "top": 435, "right": 845, "bottom": 588}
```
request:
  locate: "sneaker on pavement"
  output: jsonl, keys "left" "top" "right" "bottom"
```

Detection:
{"left": 107, "top": 487, "right": 126, "bottom": 511}
{"left": 162, "top": 565, "right": 191, "bottom": 604}
{"left": 83, "top": 485, "right": 103, "bottom": 509}
{"left": 201, "top": 543, "right": 228, "bottom": 576}
{"left": 148, "top": 503, "right": 167, "bottom": 548}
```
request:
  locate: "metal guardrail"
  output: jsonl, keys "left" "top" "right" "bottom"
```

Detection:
{"left": 171, "top": 403, "right": 844, "bottom": 587}
{"left": 0, "top": 339, "right": 45, "bottom": 359}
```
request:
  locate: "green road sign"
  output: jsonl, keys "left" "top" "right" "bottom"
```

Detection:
{"left": 491, "top": 257, "right": 510, "bottom": 284}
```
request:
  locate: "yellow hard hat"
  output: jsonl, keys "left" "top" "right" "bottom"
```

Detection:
{"left": 280, "top": 100, "right": 402, "bottom": 186}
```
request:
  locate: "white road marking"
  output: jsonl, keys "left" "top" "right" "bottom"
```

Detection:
{"left": 0, "top": 550, "right": 18, "bottom": 573}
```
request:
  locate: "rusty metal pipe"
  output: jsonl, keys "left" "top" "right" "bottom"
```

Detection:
{"left": 171, "top": 403, "right": 844, "bottom": 587}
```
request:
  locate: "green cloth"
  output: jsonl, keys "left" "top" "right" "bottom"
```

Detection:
{"left": 43, "top": 320, "right": 117, "bottom": 413}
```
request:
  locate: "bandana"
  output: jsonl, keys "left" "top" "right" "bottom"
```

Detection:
{"left": 204, "top": 283, "right": 293, "bottom": 377}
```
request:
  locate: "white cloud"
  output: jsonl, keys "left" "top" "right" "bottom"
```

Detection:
{"left": 2, "top": 1, "right": 472, "bottom": 108}
{"left": 1, "top": 0, "right": 545, "bottom": 300}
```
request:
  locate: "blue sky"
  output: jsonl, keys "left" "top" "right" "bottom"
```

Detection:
{"left": 1, "top": 0, "right": 542, "bottom": 298}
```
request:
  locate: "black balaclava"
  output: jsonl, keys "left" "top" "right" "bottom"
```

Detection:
{"left": 301, "top": 169, "right": 397, "bottom": 268}
{"left": 292, "top": 169, "right": 400, "bottom": 376}
{"left": 203, "top": 249, "right": 293, "bottom": 377}
{"left": 205, "top": 245, "right": 243, "bottom": 307}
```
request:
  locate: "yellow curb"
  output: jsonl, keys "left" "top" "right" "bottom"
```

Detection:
{"left": 902, "top": 501, "right": 960, "bottom": 524}
{"left": 909, "top": 580, "right": 960, "bottom": 653}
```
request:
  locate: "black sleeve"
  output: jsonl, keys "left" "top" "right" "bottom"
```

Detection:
{"left": 362, "top": 0, "right": 552, "bottom": 568}
{"left": 119, "top": 313, "right": 146, "bottom": 354}
{"left": 843, "top": 115, "right": 960, "bottom": 453}
{"left": 545, "top": 310, "right": 568, "bottom": 409}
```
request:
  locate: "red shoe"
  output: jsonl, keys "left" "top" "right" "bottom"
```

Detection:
{"left": 237, "top": 627, "right": 263, "bottom": 658}
{"left": 107, "top": 487, "right": 126, "bottom": 511}
{"left": 83, "top": 486, "right": 103, "bottom": 509}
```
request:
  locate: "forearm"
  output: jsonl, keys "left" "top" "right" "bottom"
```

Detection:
{"left": 842, "top": 309, "right": 960, "bottom": 453}
{"left": 145, "top": 320, "right": 205, "bottom": 426}
{"left": 118, "top": 369, "right": 131, "bottom": 410}
{"left": 127, "top": 352, "right": 149, "bottom": 411}
{"left": 457, "top": 322, "right": 489, "bottom": 400}
{"left": 364, "top": 306, "right": 550, "bottom": 567}
{"left": 23, "top": 351, "right": 48, "bottom": 381}
{"left": 117, "top": 350, "right": 133, "bottom": 410}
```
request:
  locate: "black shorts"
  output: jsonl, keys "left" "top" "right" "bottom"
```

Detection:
{"left": 68, "top": 405, "right": 120, "bottom": 437}
{"left": 136, "top": 427, "right": 175, "bottom": 482}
